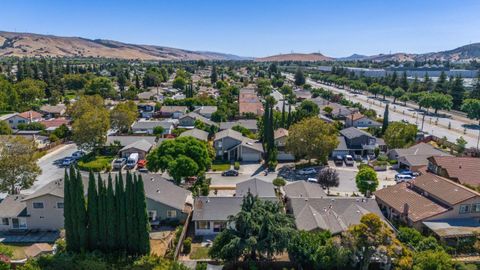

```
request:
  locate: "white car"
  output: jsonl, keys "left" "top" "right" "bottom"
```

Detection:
{"left": 307, "top": 178, "right": 318, "bottom": 183}
{"left": 62, "top": 157, "right": 76, "bottom": 167}
{"left": 71, "top": 151, "right": 86, "bottom": 160}
{"left": 395, "top": 174, "right": 414, "bottom": 183}
{"left": 298, "top": 168, "right": 317, "bottom": 175}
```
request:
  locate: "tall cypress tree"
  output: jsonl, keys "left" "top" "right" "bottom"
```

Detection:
{"left": 132, "top": 174, "right": 139, "bottom": 254}
{"left": 382, "top": 104, "right": 389, "bottom": 134}
{"left": 116, "top": 173, "right": 127, "bottom": 252}
{"left": 125, "top": 171, "right": 134, "bottom": 253}
{"left": 87, "top": 171, "right": 99, "bottom": 250}
{"left": 74, "top": 169, "right": 87, "bottom": 251}
{"left": 136, "top": 174, "right": 151, "bottom": 255}
{"left": 63, "top": 168, "right": 74, "bottom": 252}
{"left": 106, "top": 173, "right": 116, "bottom": 250}
{"left": 97, "top": 174, "right": 106, "bottom": 251}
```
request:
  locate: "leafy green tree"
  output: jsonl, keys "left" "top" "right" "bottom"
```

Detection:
{"left": 256, "top": 78, "right": 272, "bottom": 96}
{"left": 381, "top": 86, "right": 393, "bottom": 100}
{"left": 85, "top": 77, "right": 116, "bottom": 99}
{"left": 110, "top": 101, "right": 137, "bottom": 133}
{"left": 399, "top": 94, "right": 410, "bottom": 106}
{"left": 392, "top": 87, "right": 406, "bottom": 103}
{"left": 355, "top": 167, "right": 378, "bottom": 197}
{"left": 209, "top": 193, "right": 295, "bottom": 262}
{"left": 435, "top": 71, "right": 448, "bottom": 94}
{"left": 428, "top": 93, "right": 453, "bottom": 114}
{"left": 462, "top": 99, "right": 480, "bottom": 149}
{"left": 0, "top": 121, "right": 12, "bottom": 135}
{"left": 294, "top": 68, "right": 306, "bottom": 86}
{"left": 470, "top": 73, "right": 480, "bottom": 99}
{"left": 413, "top": 250, "right": 453, "bottom": 270}
{"left": 409, "top": 75, "right": 420, "bottom": 93}
{"left": 64, "top": 167, "right": 87, "bottom": 252}
{"left": 296, "top": 100, "right": 320, "bottom": 120}
{"left": 172, "top": 76, "right": 187, "bottom": 90}
{"left": 272, "top": 177, "right": 286, "bottom": 187}
{"left": 14, "top": 78, "right": 46, "bottom": 111}
{"left": 0, "top": 136, "right": 41, "bottom": 194}
{"left": 210, "top": 65, "right": 218, "bottom": 84}
{"left": 286, "top": 117, "right": 338, "bottom": 164}
{"left": 456, "top": 136, "right": 468, "bottom": 155}
{"left": 317, "top": 168, "right": 339, "bottom": 194}
{"left": 450, "top": 76, "right": 465, "bottom": 109}
{"left": 63, "top": 73, "right": 88, "bottom": 90}
{"left": 168, "top": 155, "right": 199, "bottom": 184}
{"left": 383, "top": 121, "right": 418, "bottom": 149}
{"left": 106, "top": 174, "right": 116, "bottom": 250}
{"left": 368, "top": 83, "right": 383, "bottom": 98}
{"left": 135, "top": 174, "right": 150, "bottom": 255}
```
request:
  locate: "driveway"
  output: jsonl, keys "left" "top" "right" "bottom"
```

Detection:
{"left": 23, "top": 143, "right": 78, "bottom": 194}
{"left": 208, "top": 162, "right": 278, "bottom": 187}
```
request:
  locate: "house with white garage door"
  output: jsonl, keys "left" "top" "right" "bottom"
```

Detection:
{"left": 213, "top": 129, "right": 264, "bottom": 162}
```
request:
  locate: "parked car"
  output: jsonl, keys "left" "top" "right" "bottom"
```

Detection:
{"left": 221, "top": 170, "right": 239, "bottom": 176}
{"left": 298, "top": 168, "right": 317, "bottom": 175}
{"left": 113, "top": 158, "right": 126, "bottom": 170}
{"left": 307, "top": 178, "right": 318, "bottom": 183}
{"left": 62, "top": 157, "right": 76, "bottom": 167}
{"left": 138, "top": 168, "right": 149, "bottom": 173}
{"left": 71, "top": 151, "right": 86, "bottom": 160}
{"left": 399, "top": 170, "right": 420, "bottom": 177}
{"left": 344, "top": 155, "right": 354, "bottom": 166}
{"left": 334, "top": 155, "right": 344, "bottom": 166}
{"left": 126, "top": 153, "right": 139, "bottom": 169}
{"left": 137, "top": 159, "right": 147, "bottom": 169}
{"left": 395, "top": 174, "right": 414, "bottom": 183}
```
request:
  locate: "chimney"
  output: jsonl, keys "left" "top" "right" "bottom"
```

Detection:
{"left": 403, "top": 203, "right": 409, "bottom": 217}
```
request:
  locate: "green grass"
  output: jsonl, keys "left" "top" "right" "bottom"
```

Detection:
{"left": 1, "top": 244, "right": 30, "bottom": 260}
{"left": 211, "top": 162, "right": 231, "bottom": 171}
{"left": 189, "top": 246, "right": 210, "bottom": 260}
{"left": 78, "top": 154, "right": 115, "bottom": 172}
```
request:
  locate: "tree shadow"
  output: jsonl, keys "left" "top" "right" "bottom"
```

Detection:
{"left": 462, "top": 123, "right": 480, "bottom": 130}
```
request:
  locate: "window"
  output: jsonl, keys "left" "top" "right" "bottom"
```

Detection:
{"left": 213, "top": 221, "right": 226, "bottom": 232}
{"left": 33, "top": 202, "right": 44, "bottom": 209}
{"left": 473, "top": 203, "right": 480, "bottom": 213}
{"left": 148, "top": 210, "right": 157, "bottom": 221}
{"left": 197, "top": 221, "right": 210, "bottom": 230}
{"left": 1, "top": 218, "right": 8, "bottom": 226}
{"left": 459, "top": 204, "right": 471, "bottom": 214}
{"left": 166, "top": 210, "right": 177, "bottom": 218}
{"left": 57, "top": 202, "right": 64, "bottom": 209}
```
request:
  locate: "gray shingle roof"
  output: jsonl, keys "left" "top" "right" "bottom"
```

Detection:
{"left": 132, "top": 120, "right": 174, "bottom": 130}
{"left": 284, "top": 181, "right": 327, "bottom": 199}
{"left": 23, "top": 179, "right": 65, "bottom": 201}
{"left": 219, "top": 119, "right": 258, "bottom": 131}
{"left": 235, "top": 178, "right": 276, "bottom": 198}
{"left": 179, "top": 128, "right": 209, "bottom": 141}
{"left": 106, "top": 136, "right": 157, "bottom": 147}
{"left": 334, "top": 136, "right": 348, "bottom": 151}
{"left": 0, "top": 194, "right": 27, "bottom": 217}
{"left": 120, "top": 139, "right": 153, "bottom": 152}
{"left": 192, "top": 196, "right": 243, "bottom": 221}
{"left": 180, "top": 112, "right": 218, "bottom": 127}
{"left": 340, "top": 127, "right": 374, "bottom": 140}
{"left": 289, "top": 197, "right": 385, "bottom": 234}
{"left": 141, "top": 174, "right": 192, "bottom": 212}
{"left": 214, "top": 129, "right": 244, "bottom": 142}
{"left": 193, "top": 106, "right": 217, "bottom": 115}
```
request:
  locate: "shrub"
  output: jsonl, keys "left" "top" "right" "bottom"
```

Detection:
{"left": 234, "top": 161, "right": 240, "bottom": 170}
{"left": 273, "top": 177, "right": 286, "bottom": 187}
{"left": 77, "top": 154, "right": 114, "bottom": 172}
{"left": 196, "top": 262, "right": 207, "bottom": 270}
{"left": 49, "top": 133, "right": 59, "bottom": 142}
{"left": 183, "top": 237, "right": 192, "bottom": 254}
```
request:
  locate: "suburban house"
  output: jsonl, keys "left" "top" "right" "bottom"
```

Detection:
{"left": 179, "top": 128, "right": 209, "bottom": 142}
{"left": 137, "top": 102, "right": 156, "bottom": 118}
{"left": 193, "top": 178, "right": 276, "bottom": 236}
{"left": 131, "top": 119, "right": 175, "bottom": 135}
{"left": 193, "top": 106, "right": 218, "bottom": 119}
{"left": 39, "top": 104, "right": 66, "bottom": 118}
{"left": 345, "top": 112, "right": 381, "bottom": 128}
{"left": 293, "top": 89, "right": 312, "bottom": 100}
{"left": 219, "top": 119, "right": 258, "bottom": 133}
{"left": 214, "top": 129, "right": 264, "bottom": 162}
{"left": 313, "top": 97, "right": 357, "bottom": 120}
{"left": 274, "top": 128, "right": 295, "bottom": 161}
{"left": 137, "top": 89, "right": 163, "bottom": 101}
{"left": 38, "top": 117, "right": 70, "bottom": 132}
{"left": 388, "top": 142, "right": 451, "bottom": 172}
{"left": 106, "top": 135, "right": 158, "bottom": 159}
{"left": 332, "top": 127, "right": 378, "bottom": 158}
{"left": 427, "top": 156, "right": 480, "bottom": 187}
{"left": 239, "top": 88, "right": 263, "bottom": 116}
{"left": 0, "top": 111, "right": 43, "bottom": 129}
{"left": 284, "top": 181, "right": 386, "bottom": 234}
{"left": 178, "top": 112, "right": 218, "bottom": 129}
{"left": 11, "top": 173, "right": 193, "bottom": 231}
{"left": 158, "top": 106, "right": 188, "bottom": 119}
{"left": 0, "top": 194, "right": 28, "bottom": 231}
{"left": 375, "top": 173, "right": 480, "bottom": 244}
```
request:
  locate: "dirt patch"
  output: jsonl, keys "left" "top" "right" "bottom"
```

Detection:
{"left": 150, "top": 230, "right": 175, "bottom": 257}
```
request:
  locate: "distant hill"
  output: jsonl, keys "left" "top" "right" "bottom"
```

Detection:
{"left": 0, "top": 31, "right": 248, "bottom": 60}
{"left": 336, "top": 54, "right": 369, "bottom": 61}
{"left": 255, "top": 53, "right": 334, "bottom": 62}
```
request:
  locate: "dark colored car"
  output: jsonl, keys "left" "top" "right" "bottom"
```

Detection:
{"left": 334, "top": 155, "right": 344, "bottom": 166}
{"left": 221, "top": 170, "right": 239, "bottom": 176}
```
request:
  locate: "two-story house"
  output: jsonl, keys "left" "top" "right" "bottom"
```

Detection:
{"left": 332, "top": 127, "right": 378, "bottom": 158}
{"left": 427, "top": 156, "right": 480, "bottom": 188}
{"left": 0, "top": 195, "right": 28, "bottom": 231}
{"left": 213, "top": 129, "right": 263, "bottom": 162}
{"left": 375, "top": 173, "right": 480, "bottom": 244}
{"left": 0, "top": 111, "right": 43, "bottom": 129}
{"left": 178, "top": 112, "right": 219, "bottom": 129}
{"left": 274, "top": 128, "right": 294, "bottom": 161}
{"left": 345, "top": 112, "right": 381, "bottom": 128}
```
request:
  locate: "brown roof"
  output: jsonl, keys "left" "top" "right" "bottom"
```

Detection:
{"left": 412, "top": 173, "right": 479, "bottom": 205}
{"left": 428, "top": 156, "right": 480, "bottom": 186}
{"left": 24, "top": 243, "right": 53, "bottom": 258}
{"left": 349, "top": 112, "right": 366, "bottom": 121}
{"left": 18, "top": 110, "right": 42, "bottom": 120}
{"left": 374, "top": 182, "right": 448, "bottom": 222}
{"left": 274, "top": 128, "right": 289, "bottom": 139}
{"left": 38, "top": 118, "right": 70, "bottom": 128}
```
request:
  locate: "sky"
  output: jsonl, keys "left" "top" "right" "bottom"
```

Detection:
{"left": 1, "top": 0, "right": 480, "bottom": 58}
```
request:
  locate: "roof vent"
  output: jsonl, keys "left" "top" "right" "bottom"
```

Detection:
{"left": 156, "top": 189, "right": 160, "bottom": 193}
{"left": 151, "top": 178, "right": 155, "bottom": 181}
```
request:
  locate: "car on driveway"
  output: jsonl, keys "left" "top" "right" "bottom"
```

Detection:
{"left": 61, "top": 157, "right": 76, "bottom": 167}
{"left": 334, "top": 155, "right": 344, "bottom": 166}
{"left": 137, "top": 159, "right": 147, "bottom": 169}
{"left": 221, "top": 170, "right": 239, "bottom": 176}
{"left": 395, "top": 174, "right": 414, "bottom": 183}
{"left": 113, "top": 158, "right": 126, "bottom": 170}
{"left": 298, "top": 168, "right": 317, "bottom": 175}
{"left": 344, "top": 155, "right": 354, "bottom": 166}
{"left": 307, "top": 178, "right": 318, "bottom": 183}
{"left": 398, "top": 170, "right": 420, "bottom": 177}
{"left": 71, "top": 151, "right": 86, "bottom": 160}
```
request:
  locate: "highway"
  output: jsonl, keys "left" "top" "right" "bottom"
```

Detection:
{"left": 285, "top": 73, "right": 480, "bottom": 148}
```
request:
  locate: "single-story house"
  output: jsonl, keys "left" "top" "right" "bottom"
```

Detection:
{"left": 38, "top": 117, "right": 70, "bottom": 131}
{"left": 178, "top": 112, "right": 218, "bottom": 128}
{"left": 235, "top": 178, "right": 276, "bottom": 198}
{"left": 239, "top": 88, "right": 263, "bottom": 116}
{"left": 388, "top": 142, "right": 451, "bottom": 172}
{"left": 179, "top": 128, "right": 209, "bottom": 142}
{"left": 158, "top": 106, "right": 188, "bottom": 119}
{"left": 0, "top": 194, "right": 28, "bottom": 231}
{"left": 0, "top": 110, "right": 43, "bottom": 129}
{"left": 39, "top": 104, "right": 66, "bottom": 118}
{"left": 119, "top": 139, "right": 154, "bottom": 159}
{"left": 131, "top": 120, "right": 175, "bottom": 135}
{"left": 219, "top": 119, "right": 258, "bottom": 133}
{"left": 137, "top": 102, "right": 156, "bottom": 118}
{"left": 345, "top": 112, "right": 381, "bottom": 128}
{"left": 214, "top": 129, "right": 264, "bottom": 162}
{"left": 193, "top": 106, "right": 218, "bottom": 119}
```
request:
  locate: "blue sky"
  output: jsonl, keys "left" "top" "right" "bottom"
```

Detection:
{"left": 1, "top": 0, "right": 479, "bottom": 57}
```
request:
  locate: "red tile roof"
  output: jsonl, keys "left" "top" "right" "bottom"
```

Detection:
{"left": 428, "top": 156, "right": 480, "bottom": 187}
{"left": 18, "top": 110, "right": 42, "bottom": 120}
{"left": 38, "top": 118, "right": 70, "bottom": 129}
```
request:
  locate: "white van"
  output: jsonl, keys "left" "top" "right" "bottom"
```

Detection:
{"left": 126, "top": 153, "right": 139, "bottom": 169}
{"left": 307, "top": 178, "right": 318, "bottom": 183}
{"left": 395, "top": 174, "right": 413, "bottom": 183}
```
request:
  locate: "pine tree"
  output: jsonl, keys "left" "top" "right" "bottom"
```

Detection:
{"left": 74, "top": 169, "right": 87, "bottom": 251}
{"left": 450, "top": 76, "right": 465, "bottom": 110}
{"left": 435, "top": 71, "right": 448, "bottom": 94}
{"left": 135, "top": 174, "right": 151, "bottom": 255}
{"left": 400, "top": 71, "right": 409, "bottom": 90}
{"left": 87, "top": 171, "right": 99, "bottom": 250}
{"left": 382, "top": 104, "right": 389, "bottom": 134}
{"left": 106, "top": 173, "right": 116, "bottom": 250}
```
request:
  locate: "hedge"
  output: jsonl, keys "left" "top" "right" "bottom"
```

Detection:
{"left": 77, "top": 155, "right": 114, "bottom": 172}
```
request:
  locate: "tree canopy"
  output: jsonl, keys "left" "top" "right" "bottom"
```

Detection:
{"left": 383, "top": 121, "right": 417, "bottom": 149}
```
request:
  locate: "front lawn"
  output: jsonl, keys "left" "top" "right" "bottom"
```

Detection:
{"left": 189, "top": 245, "right": 210, "bottom": 260}
{"left": 78, "top": 154, "right": 115, "bottom": 172}
{"left": 211, "top": 162, "right": 231, "bottom": 172}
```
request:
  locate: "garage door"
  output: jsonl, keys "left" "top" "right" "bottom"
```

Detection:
{"left": 242, "top": 153, "right": 260, "bottom": 162}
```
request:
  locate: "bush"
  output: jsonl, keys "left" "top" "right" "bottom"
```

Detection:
{"left": 273, "top": 177, "right": 286, "bottom": 187}
{"left": 183, "top": 237, "right": 192, "bottom": 254}
{"left": 388, "top": 159, "right": 398, "bottom": 165}
{"left": 196, "top": 262, "right": 207, "bottom": 270}
{"left": 77, "top": 154, "right": 114, "bottom": 172}
{"left": 49, "top": 133, "right": 59, "bottom": 142}
{"left": 234, "top": 161, "right": 240, "bottom": 170}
